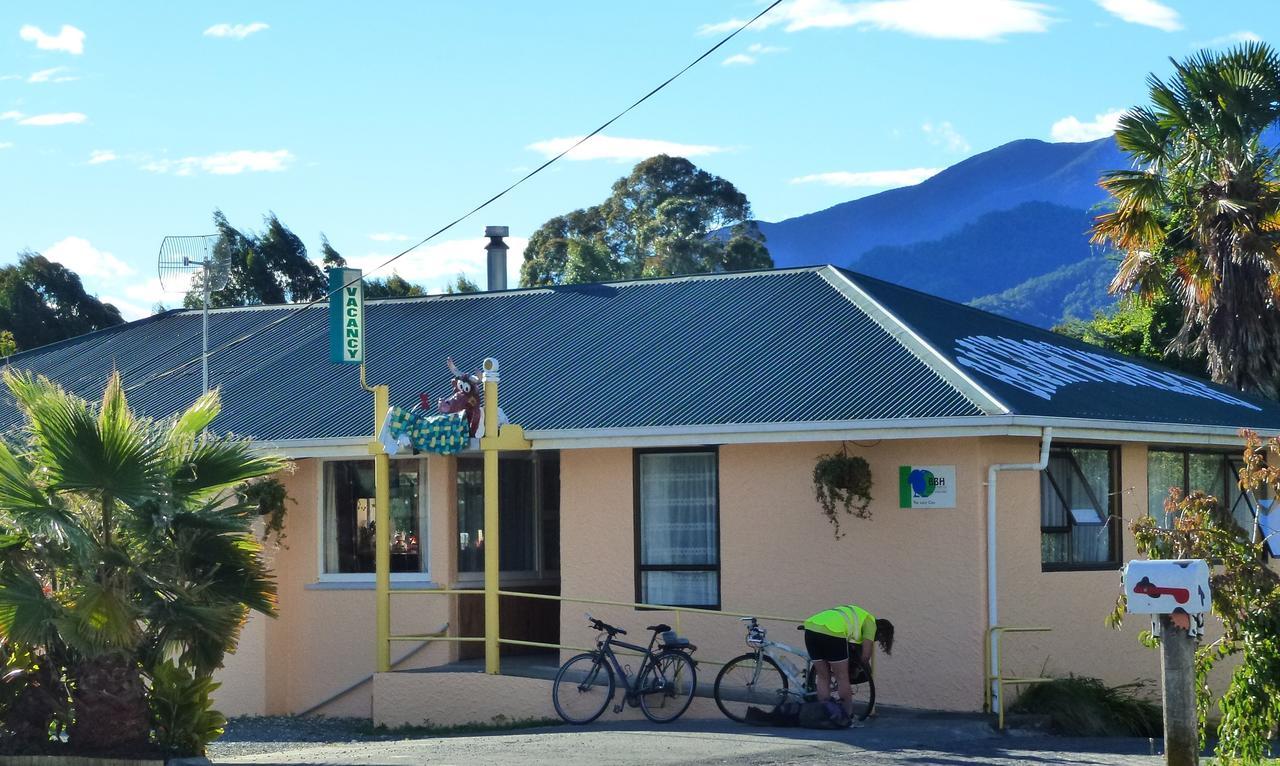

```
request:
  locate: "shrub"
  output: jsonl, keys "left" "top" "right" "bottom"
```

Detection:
{"left": 1009, "top": 675, "right": 1163, "bottom": 737}
{"left": 148, "top": 661, "right": 226, "bottom": 757}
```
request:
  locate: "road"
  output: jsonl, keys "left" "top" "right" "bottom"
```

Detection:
{"left": 213, "top": 714, "right": 1164, "bottom": 765}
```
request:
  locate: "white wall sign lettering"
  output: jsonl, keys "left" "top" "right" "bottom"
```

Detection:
{"left": 954, "top": 335, "right": 1260, "bottom": 411}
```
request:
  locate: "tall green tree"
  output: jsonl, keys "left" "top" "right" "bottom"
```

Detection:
{"left": 520, "top": 155, "right": 771, "bottom": 287}
{"left": 1092, "top": 42, "right": 1280, "bottom": 397}
{"left": 190, "top": 211, "right": 329, "bottom": 308}
{"left": 365, "top": 273, "right": 426, "bottom": 299}
{"left": 0, "top": 253, "right": 124, "bottom": 351}
{"left": 0, "top": 371, "right": 283, "bottom": 751}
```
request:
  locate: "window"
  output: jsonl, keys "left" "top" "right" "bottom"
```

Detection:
{"left": 635, "top": 450, "right": 720, "bottom": 608}
{"left": 1147, "top": 449, "right": 1258, "bottom": 533}
{"left": 1041, "top": 446, "right": 1119, "bottom": 570}
{"left": 323, "top": 459, "right": 425, "bottom": 576}
{"left": 456, "top": 452, "right": 560, "bottom": 581}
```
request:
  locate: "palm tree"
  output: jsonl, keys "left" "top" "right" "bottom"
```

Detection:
{"left": 1092, "top": 42, "right": 1280, "bottom": 397}
{"left": 0, "top": 370, "right": 283, "bottom": 751}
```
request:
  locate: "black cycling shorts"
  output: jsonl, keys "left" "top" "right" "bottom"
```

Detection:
{"left": 803, "top": 629, "right": 850, "bottom": 662}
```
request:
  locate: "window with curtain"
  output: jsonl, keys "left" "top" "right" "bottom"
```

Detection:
{"left": 635, "top": 450, "right": 719, "bottom": 608}
{"left": 323, "top": 459, "right": 424, "bottom": 575}
{"left": 1041, "top": 446, "right": 1118, "bottom": 570}
{"left": 1147, "top": 449, "right": 1258, "bottom": 534}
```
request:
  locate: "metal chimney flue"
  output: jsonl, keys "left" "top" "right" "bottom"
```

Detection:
{"left": 485, "top": 226, "right": 509, "bottom": 291}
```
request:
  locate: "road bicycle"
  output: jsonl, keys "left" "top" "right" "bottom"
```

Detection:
{"left": 551, "top": 613, "right": 698, "bottom": 725}
{"left": 712, "top": 616, "right": 876, "bottom": 723}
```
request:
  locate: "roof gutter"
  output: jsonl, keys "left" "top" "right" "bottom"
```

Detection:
{"left": 986, "top": 426, "right": 1052, "bottom": 713}
{"left": 246, "top": 415, "right": 1272, "bottom": 457}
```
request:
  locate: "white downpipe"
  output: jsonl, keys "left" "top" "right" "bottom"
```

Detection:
{"left": 986, "top": 427, "right": 1053, "bottom": 711}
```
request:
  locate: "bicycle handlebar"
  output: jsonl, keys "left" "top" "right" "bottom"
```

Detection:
{"left": 584, "top": 612, "right": 626, "bottom": 636}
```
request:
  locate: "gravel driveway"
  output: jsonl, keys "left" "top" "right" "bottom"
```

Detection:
{"left": 210, "top": 713, "right": 1164, "bottom": 765}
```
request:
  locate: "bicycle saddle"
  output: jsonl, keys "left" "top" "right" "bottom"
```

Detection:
{"left": 646, "top": 623, "right": 672, "bottom": 633}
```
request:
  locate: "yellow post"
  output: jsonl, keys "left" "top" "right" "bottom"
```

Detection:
{"left": 362, "top": 365, "right": 392, "bottom": 674}
{"left": 481, "top": 358, "right": 501, "bottom": 674}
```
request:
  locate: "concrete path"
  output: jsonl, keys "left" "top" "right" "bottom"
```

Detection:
{"left": 214, "top": 714, "right": 1164, "bottom": 765}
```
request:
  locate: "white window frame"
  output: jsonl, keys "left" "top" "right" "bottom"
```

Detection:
{"left": 315, "top": 454, "right": 432, "bottom": 584}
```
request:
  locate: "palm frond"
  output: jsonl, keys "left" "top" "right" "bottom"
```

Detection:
{"left": 169, "top": 390, "right": 222, "bottom": 443}
{"left": 0, "top": 566, "right": 60, "bottom": 647}
{"left": 168, "top": 439, "right": 285, "bottom": 505}
{"left": 57, "top": 581, "right": 142, "bottom": 656}
{"left": 0, "top": 440, "right": 93, "bottom": 552}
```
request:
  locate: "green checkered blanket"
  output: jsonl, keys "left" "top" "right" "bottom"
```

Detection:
{"left": 385, "top": 407, "right": 471, "bottom": 455}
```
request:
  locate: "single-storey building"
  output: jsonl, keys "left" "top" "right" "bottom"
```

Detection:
{"left": 2, "top": 264, "right": 1276, "bottom": 722}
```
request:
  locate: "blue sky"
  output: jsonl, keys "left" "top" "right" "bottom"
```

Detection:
{"left": 0, "top": 1, "right": 1275, "bottom": 319}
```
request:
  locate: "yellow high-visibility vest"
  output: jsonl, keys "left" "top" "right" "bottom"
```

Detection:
{"left": 804, "top": 604, "right": 876, "bottom": 643}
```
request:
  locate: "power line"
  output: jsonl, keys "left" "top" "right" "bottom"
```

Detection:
{"left": 125, "top": 1, "right": 783, "bottom": 393}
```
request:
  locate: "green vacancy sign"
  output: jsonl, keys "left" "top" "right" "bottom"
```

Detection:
{"left": 898, "top": 465, "right": 956, "bottom": 508}
{"left": 328, "top": 268, "right": 364, "bottom": 364}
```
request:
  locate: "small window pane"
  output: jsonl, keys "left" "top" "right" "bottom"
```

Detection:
{"left": 639, "top": 453, "right": 717, "bottom": 566}
{"left": 325, "top": 460, "right": 422, "bottom": 574}
{"left": 1042, "top": 447, "right": 1115, "bottom": 567}
{"left": 1148, "top": 451, "right": 1184, "bottom": 525}
{"left": 642, "top": 571, "right": 717, "bottom": 608}
{"left": 457, "top": 459, "right": 485, "bottom": 573}
{"left": 1189, "top": 453, "right": 1225, "bottom": 499}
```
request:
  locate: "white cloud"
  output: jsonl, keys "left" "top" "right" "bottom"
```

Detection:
{"left": 0, "top": 142, "right": 12, "bottom": 150}
{"left": 0, "top": 74, "right": 19, "bottom": 81}
{"left": 203, "top": 22, "right": 269, "bottom": 39}
{"left": 790, "top": 167, "right": 942, "bottom": 187}
{"left": 1050, "top": 109, "right": 1124, "bottom": 142}
{"left": 370, "top": 232, "right": 412, "bottom": 242}
{"left": 526, "top": 134, "right": 726, "bottom": 162}
{"left": 1203, "top": 30, "right": 1261, "bottom": 46}
{"left": 922, "top": 121, "right": 970, "bottom": 153}
{"left": 27, "top": 66, "right": 76, "bottom": 83}
{"left": 19, "top": 24, "right": 85, "bottom": 54}
{"left": 3, "top": 111, "right": 87, "bottom": 126}
{"left": 44, "top": 236, "right": 134, "bottom": 280}
{"left": 124, "top": 277, "right": 168, "bottom": 304}
{"left": 143, "top": 149, "right": 293, "bottom": 176}
{"left": 99, "top": 295, "right": 151, "bottom": 321}
{"left": 1095, "top": 0, "right": 1180, "bottom": 31}
{"left": 342, "top": 236, "right": 529, "bottom": 294}
{"left": 88, "top": 149, "right": 117, "bottom": 164}
{"left": 723, "top": 42, "right": 787, "bottom": 66}
{"left": 700, "top": 0, "right": 1053, "bottom": 41}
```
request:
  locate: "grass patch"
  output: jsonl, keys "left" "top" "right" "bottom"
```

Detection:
{"left": 358, "top": 715, "right": 562, "bottom": 737}
{"left": 1008, "top": 675, "right": 1162, "bottom": 737}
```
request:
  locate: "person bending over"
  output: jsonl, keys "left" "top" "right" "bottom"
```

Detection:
{"left": 802, "top": 604, "right": 895, "bottom": 718}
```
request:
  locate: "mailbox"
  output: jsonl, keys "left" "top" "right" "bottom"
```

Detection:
{"left": 1123, "top": 559, "right": 1211, "bottom": 614}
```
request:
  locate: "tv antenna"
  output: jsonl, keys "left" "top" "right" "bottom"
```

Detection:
{"left": 158, "top": 235, "right": 228, "bottom": 394}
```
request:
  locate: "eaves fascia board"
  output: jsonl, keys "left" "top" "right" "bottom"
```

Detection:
{"left": 819, "top": 266, "right": 1010, "bottom": 416}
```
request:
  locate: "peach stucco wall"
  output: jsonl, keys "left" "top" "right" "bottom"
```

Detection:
{"left": 213, "top": 455, "right": 454, "bottom": 717}
{"left": 216, "top": 434, "right": 1232, "bottom": 719}
{"left": 558, "top": 440, "right": 994, "bottom": 712}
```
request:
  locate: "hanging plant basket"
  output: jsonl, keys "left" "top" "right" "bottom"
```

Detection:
{"left": 812, "top": 446, "right": 873, "bottom": 539}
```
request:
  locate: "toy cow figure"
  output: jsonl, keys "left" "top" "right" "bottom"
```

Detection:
{"left": 429, "top": 358, "right": 483, "bottom": 438}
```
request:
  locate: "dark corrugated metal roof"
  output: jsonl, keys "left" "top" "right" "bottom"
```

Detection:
{"left": 0, "top": 268, "right": 984, "bottom": 441}
{"left": 844, "top": 268, "right": 1280, "bottom": 430}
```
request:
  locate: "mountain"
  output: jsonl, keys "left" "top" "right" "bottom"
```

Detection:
{"left": 851, "top": 201, "right": 1100, "bottom": 304}
{"left": 759, "top": 137, "right": 1126, "bottom": 269}
{"left": 968, "top": 255, "right": 1118, "bottom": 327}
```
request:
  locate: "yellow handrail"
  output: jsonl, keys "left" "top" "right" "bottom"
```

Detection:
{"left": 984, "top": 625, "right": 1052, "bottom": 730}
{"left": 387, "top": 587, "right": 813, "bottom": 672}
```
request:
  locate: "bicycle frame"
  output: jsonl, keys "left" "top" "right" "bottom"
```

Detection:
{"left": 753, "top": 638, "right": 813, "bottom": 701}
{"left": 595, "top": 631, "right": 664, "bottom": 697}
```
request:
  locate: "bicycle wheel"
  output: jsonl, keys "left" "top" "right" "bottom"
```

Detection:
{"left": 638, "top": 651, "right": 697, "bottom": 723}
{"left": 713, "top": 653, "right": 788, "bottom": 723}
{"left": 805, "top": 660, "right": 876, "bottom": 721}
{"left": 848, "top": 660, "right": 876, "bottom": 721}
{"left": 552, "top": 652, "right": 615, "bottom": 724}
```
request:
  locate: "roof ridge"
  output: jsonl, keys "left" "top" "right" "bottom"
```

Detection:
{"left": 164, "top": 266, "right": 833, "bottom": 314}
{"left": 819, "top": 266, "right": 1010, "bottom": 416}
